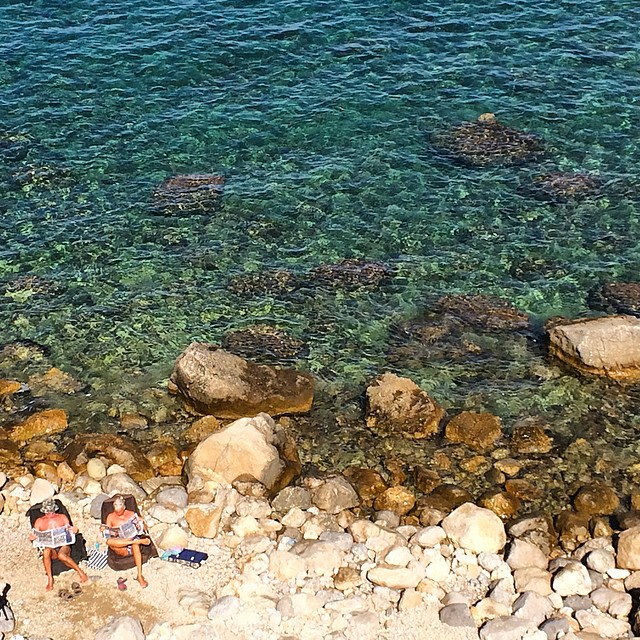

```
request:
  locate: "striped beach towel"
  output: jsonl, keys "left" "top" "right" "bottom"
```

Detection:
{"left": 86, "top": 547, "right": 108, "bottom": 570}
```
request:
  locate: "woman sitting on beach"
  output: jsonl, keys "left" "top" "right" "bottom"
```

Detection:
{"left": 29, "top": 498, "right": 88, "bottom": 592}
{"left": 102, "top": 494, "right": 151, "bottom": 588}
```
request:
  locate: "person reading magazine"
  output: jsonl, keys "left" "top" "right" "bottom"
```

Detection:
{"left": 28, "top": 498, "right": 88, "bottom": 591}
{"left": 101, "top": 495, "right": 151, "bottom": 588}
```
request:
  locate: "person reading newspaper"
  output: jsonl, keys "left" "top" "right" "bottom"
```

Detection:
{"left": 28, "top": 498, "right": 88, "bottom": 591}
{"left": 101, "top": 495, "right": 151, "bottom": 588}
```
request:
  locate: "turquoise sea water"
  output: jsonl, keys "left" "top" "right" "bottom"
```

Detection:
{"left": 1, "top": 0, "right": 640, "bottom": 472}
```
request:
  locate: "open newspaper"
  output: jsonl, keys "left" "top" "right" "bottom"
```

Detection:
{"left": 33, "top": 527, "right": 76, "bottom": 549}
{"left": 103, "top": 515, "right": 144, "bottom": 540}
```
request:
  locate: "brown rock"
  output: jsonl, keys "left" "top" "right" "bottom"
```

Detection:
{"left": 444, "top": 411, "right": 502, "bottom": 451}
{"left": 9, "top": 409, "right": 68, "bottom": 443}
{"left": 183, "top": 416, "right": 222, "bottom": 444}
{"left": 0, "top": 439, "right": 21, "bottom": 465}
{"left": 460, "top": 455, "right": 490, "bottom": 474}
{"left": 589, "top": 282, "right": 640, "bottom": 318}
{"left": 435, "top": 294, "right": 530, "bottom": 331}
{"left": 547, "top": 315, "right": 640, "bottom": 380}
{"left": 478, "top": 490, "right": 521, "bottom": 520}
{"left": 365, "top": 372, "right": 444, "bottom": 439}
{"left": 22, "top": 439, "right": 61, "bottom": 462}
{"left": 493, "top": 458, "right": 521, "bottom": 477}
{"left": 334, "top": 566, "right": 363, "bottom": 591}
{"left": 185, "top": 504, "right": 223, "bottom": 538}
{"left": 57, "top": 461, "right": 76, "bottom": 482}
{"left": 119, "top": 413, "right": 148, "bottom": 429}
{"left": 374, "top": 486, "right": 416, "bottom": 515}
{"left": 33, "top": 462, "right": 59, "bottom": 483}
{"left": 505, "top": 479, "right": 542, "bottom": 501}
{"left": 64, "top": 434, "right": 154, "bottom": 482}
{"left": 0, "top": 379, "right": 22, "bottom": 398}
{"left": 556, "top": 510, "right": 590, "bottom": 552}
{"left": 170, "top": 343, "right": 314, "bottom": 418}
{"left": 146, "top": 442, "right": 183, "bottom": 476}
{"left": 433, "top": 451, "right": 452, "bottom": 470}
{"left": 573, "top": 483, "right": 619, "bottom": 515}
{"left": 28, "top": 367, "right": 83, "bottom": 395}
{"left": 343, "top": 467, "right": 388, "bottom": 503}
{"left": 631, "top": 495, "right": 640, "bottom": 512}
{"left": 384, "top": 458, "right": 407, "bottom": 486}
{"left": 510, "top": 421, "right": 553, "bottom": 454}
{"left": 425, "top": 484, "right": 474, "bottom": 512}
{"left": 414, "top": 466, "right": 441, "bottom": 494}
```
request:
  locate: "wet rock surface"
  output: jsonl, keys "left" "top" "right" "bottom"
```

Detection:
{"left": 307, "top": 259, "right": 390, "bottom": 289}
{"left": 151, "top": 173, "right": 225, "bottom": 214}
{"left": 222, "top": 325, "right": 308, "bottom": 363}
{"left": 169, "top": 342, "right": 315, "bottom": 418}
{"left": 526, "top": 171, "right": 601, "bottom": 202}
{"left": 432, "top": 113, "right": 544, "bottom": 167}
{"left": 589, "top": 281, "right": 640, "bottom": 317}
{"left": 547, "top": 315, "right": 640, "bottom": 380}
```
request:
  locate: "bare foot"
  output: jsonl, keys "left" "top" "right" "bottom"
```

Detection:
{"left": 137, "top": 576, "right": 148, "bottom": 589}
{"left": 78, "top": 570, "right": 89, "bottom": 583}
{"left": 46, "top": 581, "right": 54, "bottom": 592}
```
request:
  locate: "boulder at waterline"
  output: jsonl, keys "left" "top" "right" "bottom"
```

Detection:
{"left": 184, "top": 412, "right": 298, "bottom": 491}
{"left": 444, "top": 411, "right": 502, "bottom": 451}
{"left": 365, "top": 372, "right": 444, "bottom": 439}
{"left": 442, "top": 503, "right": 507, "bottom": 554}
{"left": 169, "top": 343, "right": 314, "bottom": 418}
{"left": 547, "top": 315, "right": 640, "bottom": 380}
{"left": 8, "top": 408, "right": 68, "bottom": 443}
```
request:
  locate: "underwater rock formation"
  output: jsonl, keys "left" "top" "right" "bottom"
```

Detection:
{"left": 365, "top": 372, "right": 444, "bottom": 439}
{"left": 547, "top": 315, "right": 640, "bottom": 381}
{"left": 588, "top": 282, "right": 640, "bottom": 318}
{"left": 435, "top": 294, "right": 530, "bottom": 332}
{"left": 307, "top": 259, "right": 390, "bottom": 290}
{"left": 227, "top": 269, "right": 298, "bottom": 296}
{"left": 526, "top": 172, "right": 601, "bottom": 202}
{"left": 432, "top": 113, "right": 543, "bottom": 167}
{"left": 169, "top": 343, "right": 315, "bottom": 418}
{"left": 151, "top": 173, "right": 225, "bottom": 214}
{"left": 222, "top": 325, "right": 308, "bottom": 363}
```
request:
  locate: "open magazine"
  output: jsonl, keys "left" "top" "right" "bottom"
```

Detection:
{"left": 33, "top": 527, "right": 76, "bottom": 549}
{"left": 103, "top": 515, "right": 144, "bottom": 540}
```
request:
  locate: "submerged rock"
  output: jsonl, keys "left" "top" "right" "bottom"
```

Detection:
{"left": 151, "top": 173, "right": 225, "bottom": 214}
{"left": 527, "top": 171, "right": 601, "bottom": 202}
{"left": 588, "top": 282, "right": 640, "bottom": 318}
{"left": 227, "top": 269, "right": 298, "bottom": 296}
{"left": 307, "top": 259, "right": 390, "bottom": 289}
{"left": 222, "top": 325, "right": 308, "bottom": 363}
{"left": 547, "top": 315, "right": 640, "bottom": 380}
{"left": 170, "top": 343, "right": 314, "bottom": 418}
{"left": 9, "top": 408, "right": 68, "bottom": 443}
{"left": 365, "top": 372, "right": 444, "bottom": 439}
{"left": 444, "top": 411, "right": 503, "bottom": 451}
{"left": 435, "top": 294, "right": 530, "bottom": 332}
{"left": 432, "top": 113, "right": 543, "bottom": 167}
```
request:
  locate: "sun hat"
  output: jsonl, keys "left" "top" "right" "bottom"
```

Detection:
{"left": 40, "top": 498, "right": 59, "bottom": 514}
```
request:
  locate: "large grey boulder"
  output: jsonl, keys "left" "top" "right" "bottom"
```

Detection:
{"left": 184, "top": 413, "right": 298, "bottom": 491}
{"left": 547, "top": 315, "right": 640, "bottom": 380}
{"left": 170, "top": 342, "right": 314, "bottom": 418}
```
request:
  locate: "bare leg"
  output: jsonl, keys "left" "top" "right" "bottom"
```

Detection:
{"left": 42, "top": 548, "right": 54, "bottom": 591}
{"left": 56, "top": 546, "right": 88, "bottom": 583}
{"left": 106, "top": 538, "right": 150, "bottom": 587}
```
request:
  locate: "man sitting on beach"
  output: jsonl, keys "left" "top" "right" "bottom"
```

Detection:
{"left": 28, "top": 498, "right": 88, "bottom": 592}
{"left": 102, "top": 494, "right": 151, "bottom": 588}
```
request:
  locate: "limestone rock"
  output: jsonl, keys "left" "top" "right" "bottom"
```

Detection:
{"left": 616, "top": 525, "right": 640, "bottom": 570}
{"left": 510, "top": 421, "right": 553, "bottom": 455}
{"left": 94, "top": 616, "right": 145, "bottom": 640}
{"left": 547, "top": 315, "right": 640, "bottom": 380}
{"left": 9, "top": 409, "right": 68, "bottom": 443}
{"left": 442, "top": 503, "right": 507, "bottom": 554}
{"left": 291, "top": 540, "right": 343, "bottom": 576}
{"left": 155, "top": 525, "right": 190, "bottom": 550}
{"left": 365, "top": 372, "right": 444, "bottom": 439}
{"left": 271, "top": 486, "right": 311, "bottom": 512}
{"left": 311, "top": 476, "right": 359, "bottom": 514}
{"left": 86, "top": 458, "right": 107, "bottom": 480}
{"left": 551, "top": 562, "right": 592, "bottom": 596}
{"left": 268, "top": 550, "right": 307, "bottom": 581}
{"left": 439, "top": 603, "right": 475, "bottom": 627}
{"left": 506, "top": 539, "right": 548, "bottom": 570}
{"left": 478, "top": 490, "right": 520, "bottom": 520}
{"left": 170, "top": 343, "right": 314, "bottom": 417}
{"left": 479, "top": 616, "right": 537, "bottom": 640}
{"left": 366, "top": 566, "right": 422, "bottom": 590}
{"left": 29, "top": 478, "right": 56, "bottom": 505}
{"left": 184, "top": 413, "right": 296, "bottom": 491}
{"left": 343, "top": 467, "right": 388, "bottom": 503}
{"left": 445, "top": 411, "right": 502, "bottom": 451}
{"left": 100, "top": 473, "right": 146, "bottom": 502}
{"left": 0, "top": 439, "right": 21, "bottom": 466}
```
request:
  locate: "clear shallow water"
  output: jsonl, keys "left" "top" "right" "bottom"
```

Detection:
{"left": 1, "top": 0, "right": 640, "bottom": 455}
